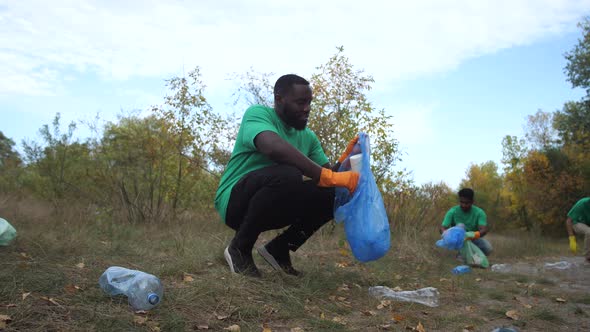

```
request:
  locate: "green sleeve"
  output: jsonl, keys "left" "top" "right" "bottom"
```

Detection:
{"left": 241, "top": 106, "right": 278, "bottom": 150}
{"left": 307, "top": 131, "right": 329, "bottom": 166}
{"left": 441, "top": 208, "right": 454, "bottom": 227}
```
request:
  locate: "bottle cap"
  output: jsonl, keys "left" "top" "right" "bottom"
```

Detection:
{"left": 148, "top": 293, "right": 160, "bottom": 305}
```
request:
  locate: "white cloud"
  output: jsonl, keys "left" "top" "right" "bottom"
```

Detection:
{"left": 1, "top": 0, "right": 589, "bottom": 96}
{"left": 391, "top": 102, "right": 438, "bottom": 145}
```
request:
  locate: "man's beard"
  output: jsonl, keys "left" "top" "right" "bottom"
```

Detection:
{"left": 284, "top": 111, "right": 308, "bottom": 130}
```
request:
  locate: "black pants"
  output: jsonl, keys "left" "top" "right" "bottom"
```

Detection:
{"left": 225, "top": 165, "right": 335, "bottom": 253}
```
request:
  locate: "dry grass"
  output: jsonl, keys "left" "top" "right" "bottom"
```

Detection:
{"left": 1, "top": 196, "right": 589, "bottom": 331}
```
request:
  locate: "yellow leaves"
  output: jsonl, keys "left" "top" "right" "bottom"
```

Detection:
{"left": 183, "top": 273, "right": 195, "bottom": 282}
{"left": 224, "top": 324, "right": 240, "bottom": 331}
{"left": 376, "top": 300, "right": 391, "bottom": 310}
{"left": 338, "top": 247, "right": 350, "bottom": 257}
{"left": 415, "top": 322, "right": 426, "bottom": 332}
{"left": 75, "top": 262, "right": 85, "bottom": 269}
{"left": 262, "top": 323, "right": 272, "bottom": 332}
{"left": 0, "top": 314, "right": 12, "bottom": 329}
{"left": 134, "top": 315, "right": 148, "bottom": 325}
{"left": 22, "top": 292, "right": 31, "bottom": 301}
{"left": 464, "top": 305, "right": 475, "bottom": 312}
{"left": 505, "top": 310, "right": 520, "bottom": 320}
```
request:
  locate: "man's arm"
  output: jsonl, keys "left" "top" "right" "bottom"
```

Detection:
{"left": 255, "top": 131, "right": 323, "bottom": 181}
{"left": 478, "top": 225, "right": 489, "bottom": 237}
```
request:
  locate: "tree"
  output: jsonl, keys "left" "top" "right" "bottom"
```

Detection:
{"left": 151, "top": 67, "right": 220, "bottom": 212}
{"left": 309, "top": 46, "right": 404, "bottom": 191}
{"left": 500, "top": 135, "right": 530, "bottom": 230}
{"left": 459, "top": 161, "right": 503, "bottom": 224}
{"left": 524, "top": 110, "right": 557, "bottom": 150}
{"left": 564, "top": 17, "right": 590, "bottom": 94}
{"left": 0, "top": 131, "right": 22, "bottom": 193}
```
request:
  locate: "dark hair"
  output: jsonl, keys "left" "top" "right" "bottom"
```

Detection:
{"left": 273, "top": 74, "right": 309, "bottom": 96}
{"left": 458, "top": 188, "right": 474, "bottom": 201}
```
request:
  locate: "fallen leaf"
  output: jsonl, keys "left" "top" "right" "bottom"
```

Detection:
{"left": 0, "top": 314, "right": 11, "bottom": 329}
{"left": 416, "top": 322, "right": 426, "bottom": 332}
{"left": 262, "top": 323, "right": 272, "bottom": 332}
{"left": 183, "top": 274, "right": 194, "bottom": 282}
{"left": 216, "top": 314, "right": 229, "bottom": 320}
{"left": 320, "top": 312, "right": 325, "bottom": 319}
{"left": 329, "top": 295, "right": 336, "bottom": 301}
{"left": 475, "top": 278, "right": 482, "bottom": 282}
{"left": 40, "top": 296, "right": 61, "bottom": 306}
{"left": 392, "top": 286, "right": 403, "bottom": 292}
{"left": 439, "top": 278, "right": 450, "bottom": 282}
{"left": 337, "top": 284, "right": 350, "bottom": 292}
{"left": 556, "top": 298, "right": 567, "bottom": 303}
{"left": 196, "top": 325, "right": 209, "bottom": 330}
{"left": 74, "top": 285, "right": 82, "bottom": 290}
{"left": 332, "top": 316, "right": 346, "bottom": 325}
{"left": 64, "top": 284, "right": 78, "bottom": 294}
{"left": 76, "top": 262, "right": 85, "bottom": 269}
{"left": 506, "top": 310, "right": 519, "bottom": 320}
{"left": 465, "top": 305, "right": 475, "bottom": 312}
{"left": 394, "top": 274, "right": 403, "bottom": 280}
{"left": 463, "top": 325, "right": 475, "bottom": 331}
{"left": 337, "top": 296, "right": 346, "bottom": 302}
{"left": 336, "top": 262, "right": 349, "bottom": 268}
{"left": 206, "top": 262, "right": 214, "bottom": 266}
{"left": 135, "top": 310, "right": 148, "bottom": 315}
{"left": 19, "top": 252, "right": 30, "bottom": 259}
{"left": 362, "top": 310, "right": 377, "bottom": 316}
{"left": 134, "top": 315, "right": 148, "bottom": 325}
{"left": 224, "top": 324, "right": 240, "bottom": 331}
{"left": 338, "top": 248, "right": 350, "bottom": 257}
{"left": 392, "top": 314, "right": 405, "bottom": 322}
{"left": 379, "top": 324, "right": 391, "bottom": 330}
{"left": 290, "top": 328, "right": 304, "bottom": 332}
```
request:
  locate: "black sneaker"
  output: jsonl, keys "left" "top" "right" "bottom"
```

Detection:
{"left": 224, "top": 245, "right": 261, "bottom": 277}
{"left": 257, "top": 243, "right": 301, "bottom": 276}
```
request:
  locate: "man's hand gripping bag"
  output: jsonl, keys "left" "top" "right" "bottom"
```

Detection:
{"left": 334, "top": 133, "right": 391, "bottom": 262}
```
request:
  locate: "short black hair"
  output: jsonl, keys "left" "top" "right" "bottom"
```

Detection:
{"left": 458, "top": 188, "right": 474, "bottom": 201}
{"left": 273, "top": 74, "right": 309, "bottom": 96}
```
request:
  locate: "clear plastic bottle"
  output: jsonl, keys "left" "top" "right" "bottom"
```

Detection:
{"left": 368, "top": 286, "right": 439, "bottom": 307}
{"left": 452, "top": 265, "right": 471, "bottom": 275}
{"left": 99, "top": 266, "right": 163, "bottom": 311}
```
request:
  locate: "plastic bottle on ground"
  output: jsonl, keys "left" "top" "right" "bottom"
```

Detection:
{"left": 452, "top": 265, "right": 471, "bottom": 275}
{"left": 368, "top": 286, "right": 439, "bottom": 307}
{"left": 99, "top": 266, "right": 163, "bottom": 311}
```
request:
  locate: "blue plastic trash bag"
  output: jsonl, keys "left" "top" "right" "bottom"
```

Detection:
{"left": 0, "top": 218, "right": 17, "bottom": 246}
{"left": 334, "top": 133, "right": 391, "bottom": 262}
{"left": 435, "top": 224, "right": 465, "bottom": 250}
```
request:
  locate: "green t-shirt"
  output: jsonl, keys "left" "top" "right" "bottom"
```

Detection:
{"left": 567, "top": 197, "right": 590, "bottom": 225}
{"left": 441, "top": 205, "right": 487, "bottom": 232}
{"left": 214, "top": 105, "right": 329, "bottom": 222}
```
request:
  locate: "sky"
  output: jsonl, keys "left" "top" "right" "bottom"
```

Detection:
{"left": 1, "top": 0, "right": 589, "bottom": 189}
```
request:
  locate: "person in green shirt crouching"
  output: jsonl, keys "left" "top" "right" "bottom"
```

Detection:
{"left": 565, "top": 197, "right": 590, "bottom": 263}
{"left": 214, "top": 74, "right": 360, "bottom": 277}
{"left": 440, "top": 188, "right": 492, "bottom": 256}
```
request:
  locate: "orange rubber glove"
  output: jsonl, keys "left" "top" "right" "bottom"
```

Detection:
{"left": 337, "top": 135, "right": 359, "bottom": 164}
{"left": 318, "top": 168, "right": 359, "bottom": 194}
{"left": 465, "top": 231, "right": 481, "bottom": 240}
